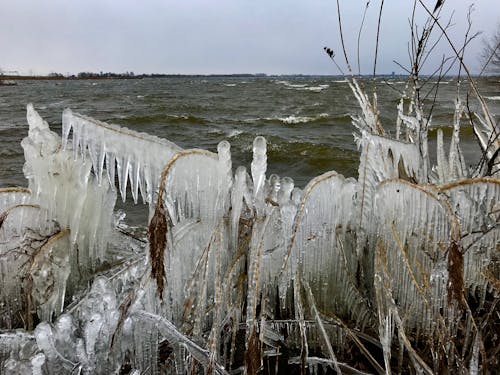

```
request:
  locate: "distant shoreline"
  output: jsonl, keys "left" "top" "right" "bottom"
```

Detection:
{"left": 1, "top": 73, "right": 496, "bottom": 81}
{"left": 2, "top": 73, "right": 402, "bottom": 80}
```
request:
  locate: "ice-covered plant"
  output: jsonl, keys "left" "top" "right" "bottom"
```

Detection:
{"left": 0, "top": 2, "right": 499, "bottom": 374}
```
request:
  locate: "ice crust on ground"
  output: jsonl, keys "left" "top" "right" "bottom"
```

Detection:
{"left": 0, "top": 82, "right": 498, "bottom": 374}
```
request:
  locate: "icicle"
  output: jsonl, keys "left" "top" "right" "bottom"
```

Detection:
{"left": 129, "top": 158, "right": 140, "bottom": 204}
{"left": 61, "top": 110, "right": 182, "bottom": 205}
{"left": 230, "top": 166, "right": 247, "bottom": 252}
{"left": 436, "top": 129, "right": 449, "bottom": 183}
{"left": 61, "top": 108, "right": 72, "bottom": 150}
{"left": 217, "top": 140, "right": 233, "bottom": 213}
{"left": 267, "top": 174, "right": 280, "bottom": 203}
{"left": 116, "top": 155, "right": 129, "bottom": 203}
{"left": 396, "top": 99, "right": 404, "bottom": 140}
{"left": 251, "top": 136, "right": 267, "bottom": 215}
{"left": 106, "top": 152, "right": 116, "bottom": 189}
{"left": 278, "top": 177, "right": 294, "bottom": 205}
{"left": 448, "top": 98, "right": 467, "bottom": 180}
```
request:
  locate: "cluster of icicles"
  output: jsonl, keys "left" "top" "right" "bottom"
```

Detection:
{"left": 0, "top": 81, "right": 499, "bottom": 374}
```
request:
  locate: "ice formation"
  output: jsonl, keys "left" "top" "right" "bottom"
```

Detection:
{"left": 0, "top": 74, "right": 498, "bottom": 374}
{"left": 61, "top": 109, "right": 181, "bottom": 207}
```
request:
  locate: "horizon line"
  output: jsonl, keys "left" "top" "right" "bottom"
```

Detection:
{"left": 3, "top": 72, "right": 487, "bottom": 80}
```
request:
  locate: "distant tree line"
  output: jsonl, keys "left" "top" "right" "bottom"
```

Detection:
{"left": 41, "top": 72, "right": 271, "bottom": 79}
{"left": 76, "top": 71, "right": 135, "bottom": 79}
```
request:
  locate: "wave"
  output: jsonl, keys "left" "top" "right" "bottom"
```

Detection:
{"left": 486, "top": 96, "right": 500, "bottom": 101}
{"left": 275, "top": 80, "right": 308, "bottom": 88}
{"left": 227, "top": 129, "right": 243, "bottom": 138}
{"left": 303, "top": 84, "right": 330, "bottom": 92}
{"left": 384, "top": 81, "right": 406, "bottom": 85}
{"left": 118, "top": 113, "right": 206, "bottom": 125}
{"left": 224, "top": 83, "right": 237, "bottom": 87}
{"left": 48, "top": 100, "right": 69, "bottom": 108}
{"left": 0, "top": 147, "right": 21, "bottom": 157}
{"left": 265, "top": 113, "right": 330, "bottom": 124}
{"left": 246, "top": 112, "right": 352, "bottom": 125}
{"left": 274, "top": 80, "right": 329, "bottom": 92}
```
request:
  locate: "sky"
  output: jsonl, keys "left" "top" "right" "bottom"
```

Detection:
{"left": 0, "top": 0, "right": 498, "bottom": 76}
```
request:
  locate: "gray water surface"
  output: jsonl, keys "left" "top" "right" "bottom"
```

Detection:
{"left": 1, "top": 76, "right": 498, "bottom": 223}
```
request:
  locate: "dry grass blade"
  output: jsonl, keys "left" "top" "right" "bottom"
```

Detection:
{"left": 288, "top": 356, "right": 372, "bottom": 375}
{"left": 111, "top": 289, "right": 135, "bottom": 349}
{"left": 481, "top": 269, "right": 500, "bottom": 292}
{"left": 0, "top": 187, "right": 31, "bottom": 194}
{"left": 391, "top": 308, "right": 434, "bottom": 375}
{"left": 293, "top": 277, "right": 309, "bottom": 375}
{"left": 0, "top": 204, "right": 40, "bottom": 230}
{"left": 438, "top": 176, "right": 500, "bottom": 191}
{"left": 148, "top": 200, "right": 169, "bottom": 299}
{"left": 0, "top": 211, "right": 7, "bottom": 230}
{"left": 372, "top": 0, "right": 385, "bottom": 79}
{"left": 137, "top": 311, "right": 230, "bottom": 375}
{"left": 447, "top": 239, "right": 464, "bottom": 307}
{"left": 309, "top": 285, "right": 385, "bottom": 373}
{"left": 245, "top": 326, "right": 261, "bottom": 374}
{"left": 149, "top": 148, "right": 218, "bottom": 299}
{"left": 303, "top": 281, "right": 342, "bottom": 375}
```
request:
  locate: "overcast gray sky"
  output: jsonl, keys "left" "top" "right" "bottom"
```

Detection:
{"left": 0, "top": 0, "right": 498, "bottom": 75}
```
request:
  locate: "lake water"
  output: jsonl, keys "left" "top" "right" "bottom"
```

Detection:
{"left": 1, "top": 76, "right": 499, "bottom": 223}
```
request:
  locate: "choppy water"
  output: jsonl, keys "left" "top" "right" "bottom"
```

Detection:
{"left": 1, "top": 76, "right": 498, "bottom": 222}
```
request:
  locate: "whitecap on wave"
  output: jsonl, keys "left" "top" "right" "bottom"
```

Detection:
{"left": 486, "top": 96, "right": 500, "bottom": 101}
{"left": 304, "top": 84, "right": 329, "bottom": 92}
{"left": 227, "top": 129, "right": 243, "bottom": 137}
{"left": 268, "top": 113, "right": 329, "bottom": 124}
{"left": 275, "top": 80, "right": 329, "bottom": 92}
{"left": 275, "top": 80, "right": 308, "bottom": 88}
